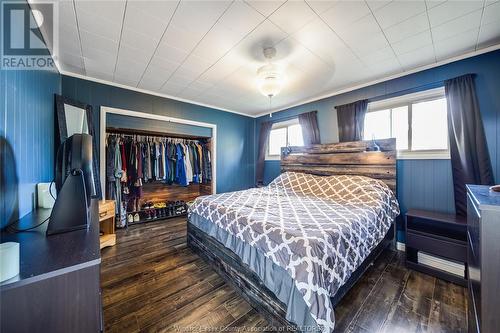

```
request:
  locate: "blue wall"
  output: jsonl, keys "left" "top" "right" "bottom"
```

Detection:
{"left": 61, "top": 76, "right": 256, "bottom": 194}
{"left": 0, "top": 61, "right": 61, "bottom": 220}
{"left": 256, "top": 50, "right": 500, "bottom": 241}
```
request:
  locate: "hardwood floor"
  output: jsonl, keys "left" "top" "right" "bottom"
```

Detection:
{"left": 101, "top": 217, "right": 467, "bottom": 333}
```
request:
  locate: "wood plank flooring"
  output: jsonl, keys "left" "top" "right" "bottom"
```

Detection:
{"left": 101, "top": 217, "right": 467, "bottom": 333}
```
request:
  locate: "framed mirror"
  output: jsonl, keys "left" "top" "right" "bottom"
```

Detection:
{"left": 55, "top": 94, "right": 102, "bottom": 199}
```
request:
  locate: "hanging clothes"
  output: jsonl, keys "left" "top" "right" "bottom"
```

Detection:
{"left": 175, "top": 143, "right": 188, "bottom": 186}
{"left": 184, "top": 143, "right": 193, "bottom": 183}
{"left": 105, "top": 133, "right": 212, "bottom": 220}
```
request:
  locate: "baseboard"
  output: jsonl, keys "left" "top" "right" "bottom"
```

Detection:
{"left": 396, "top": 242, "right": 406, "bottom": 252}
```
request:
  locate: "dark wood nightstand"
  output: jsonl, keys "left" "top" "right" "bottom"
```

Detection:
{"left": 405, "top": 209, "right": 467, "bottom": 286}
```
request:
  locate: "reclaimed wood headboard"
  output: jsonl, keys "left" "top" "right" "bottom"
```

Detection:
{"left": 280, "top": 138, "right": 397, "bottom": 192}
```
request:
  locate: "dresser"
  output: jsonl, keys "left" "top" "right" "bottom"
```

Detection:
{"left": 0, "top": 200, "right": 102, "bottom": 333}
{"left": 467, "top": 185, "right": 500, "bottom": 333}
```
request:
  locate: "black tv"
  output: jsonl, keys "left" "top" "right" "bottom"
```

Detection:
{"left": 47, "top": 133, "right": 94, "bottom": 235}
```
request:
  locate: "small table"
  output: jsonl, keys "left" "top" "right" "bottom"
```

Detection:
{"left": 405, "top": 209, "right": 467, "bottom": 286}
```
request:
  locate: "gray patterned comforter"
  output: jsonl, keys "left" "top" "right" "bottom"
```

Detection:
{"left": 189, "top": 172, "right": 400, "bottom": 332}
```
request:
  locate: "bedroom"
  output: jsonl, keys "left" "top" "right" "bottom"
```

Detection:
{"left": 1, "top": 0, "right": 499, "bottom": 332}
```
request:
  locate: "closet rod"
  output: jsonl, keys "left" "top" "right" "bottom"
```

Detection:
{"left": 106, "top": 127, "right": 211, "bottom": 140}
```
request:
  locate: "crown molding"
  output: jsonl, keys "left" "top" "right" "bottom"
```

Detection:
{"left": 254, "top": 43, "right": 500, "bottom": 118}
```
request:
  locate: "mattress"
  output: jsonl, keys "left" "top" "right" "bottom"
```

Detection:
{"left": 188, "top": 171, "right": 400, "bottom": 332}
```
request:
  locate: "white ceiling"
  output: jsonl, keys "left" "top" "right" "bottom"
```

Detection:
{"left": 36, "top": 0, "right": 500, "bottom": 116}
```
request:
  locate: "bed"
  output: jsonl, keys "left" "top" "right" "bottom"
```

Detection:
{"left": 187, "top": 138, "right": 399, "bottom": 332}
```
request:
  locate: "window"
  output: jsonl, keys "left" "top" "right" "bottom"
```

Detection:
{"left": 364, "top": 87, "right": 449, "bottom": 159}
{"left": 266, "top": 119, "right": 304, "bottom": 160}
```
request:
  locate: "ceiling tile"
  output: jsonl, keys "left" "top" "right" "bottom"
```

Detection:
{"left": 126, "top": 0, "right": 179, "bottom": 23}
{"left": 139, "top": 66, "right": 173, "bottom": 91}
{"left": 477, "top": 20, "right": 500, "bottom": 48}
{"left": 149, "top": 56, "right": 181, "bottom": 73}
{"left": 366, "top": 56, "right": 403, "bottom": 78}
{"left": 373, "top": 1, "right": 426, "bottom": 29}
{"left": 122, "top": 6, "right": 170, "bottom": 42}
{"left": 230, "top": 20, "right": 288, "bottom": 64}
{"left": 75, "top": 1, "right": 125, "bottom": 42}
{"left": 268, "top": 0, "right": 317, "bottom": 34}
{"left": 81, "top": 47, "right": 115, "bottom": 68}
{"left": 245, "top": 0, "right": 285, "bottom": 16}
{"left": 169, "top": 1, "right": 231, "bottom": 37}
{"left": 350, "top": 32, "right": 389, "bottom": 57}
{"left": 397, "top": 44, "right": 435, "bottom": 70}
{"left": 189, "top": 80, "right": 215, "bottom": 91}
{"left": 160, "top": 81, "right": 186, "bottom": 95}
{"left": 191, "top": 25, "right": 243, "bottom": 64}
{"left": 217, "top": 1, "right": 264, "bottom": 35}
{"left": 426, "top": 1, "right": 446, "bottom": 9}
{"left": 392, "top": 30, "right": 433, "bottom": 55}
{"left": 482, "top": 1, "right": 500, "bottom": 25}
{"left": 86, "top": 70, "right": 113, "bottom": 82}
{"left": 59, "top": 25, "right": 82, "bottom": 56}
{"left": 120, "top": 28, "right": 158, "bottom": 56}
{"left": 79, "top": 29, "right": 118, "bottom": 57}
{"left": 319, "top": 1, "right": 371, "bottom": 32}
{"left": 293, "top": 18, "right": 350, "bottom": 66}
{"left": 432, "top": 9, "right": 482, "bottom": 42}
{"left": 118, "top": 43, "right": 151, "bottom": 65}
{"left": 366, "top": 0, "right": 392, "bottom": 12}
{"left": 182, "top": 55, "right": 214, "bottom": 75}
{"left": 155, "top": 41, "right": 190, "bottom": 63}
{"left": 59, "top": 51, "right": 85, "bottom": 70}
{"left": 167, "top": 72, "right": 197, "bottom": 87}
{"left": 75, "top": 1, "right": 125, "bottom": 23}
{"left": 114, "top": 57, "right": 144, "bottom": 80}
{"left": 384, "top": 12, "right": 430, "bottom": 44}
{"left": 360, "top": 46, "right": 396, "bottom": 65}
{"left": 427, "top": 0, "right": 484, "bottom": 27}
{"left": 114, "top": 75, "right": 140, "bottom": 88}
{"left": 336, "top": 14, "right": 382, "bottom": 43}
{"left": 306, "top": 0, "right": 340, "bottom": 14}
{"left": 434, "top": 28, "right": 479, "bottom": 61}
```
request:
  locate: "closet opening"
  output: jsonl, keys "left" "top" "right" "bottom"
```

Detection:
{"left": 99, "top": 107, "right": 217, "bottom": 228}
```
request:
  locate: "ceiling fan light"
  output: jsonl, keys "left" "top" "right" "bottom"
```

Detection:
{"left": 258, "top": 76, "right": 282, "bottom": 97}
{"left": 257, "top": 63, "right": 284, "bottom": 97}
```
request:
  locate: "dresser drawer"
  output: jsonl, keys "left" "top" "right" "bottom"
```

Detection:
{"left": 467, "top": 194, "right": 481, "bottom": 263}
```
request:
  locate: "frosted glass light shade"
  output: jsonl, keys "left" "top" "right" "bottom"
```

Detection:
{"left": 257, "top": 63, "right": 284, "bottom": 97}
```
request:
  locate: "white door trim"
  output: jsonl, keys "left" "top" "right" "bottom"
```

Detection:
{"left": 99, "top": 106, "right": 217, "bottom": 197}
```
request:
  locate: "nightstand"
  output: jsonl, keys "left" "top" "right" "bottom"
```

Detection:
{"left": 405, "top": 209, "right": 467, "bottom": 286}
{"left": 98, "top": 200, "right": 116, "bottom": 249}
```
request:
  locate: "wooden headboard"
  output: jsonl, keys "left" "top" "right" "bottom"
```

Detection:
{"left": 280, "top": 138, "right": 397, "bottom": 192}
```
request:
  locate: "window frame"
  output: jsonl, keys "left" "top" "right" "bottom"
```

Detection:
{"left": 366, "top": 87, "right": 450, "bottom": 160}
{"left": 265, "top": 118, "right": 303, "bottom": 161}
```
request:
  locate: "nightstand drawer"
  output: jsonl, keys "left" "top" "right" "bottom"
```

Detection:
{"left": 406, "top": 231, "right": 467, "bottom": 262}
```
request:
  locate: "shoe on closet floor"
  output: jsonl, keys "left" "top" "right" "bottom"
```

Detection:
{"left": 133, "top": 213, "right": 140, "bottom": 222}
{"left": 127, "top": 214, "right": 133, "bottom": 224}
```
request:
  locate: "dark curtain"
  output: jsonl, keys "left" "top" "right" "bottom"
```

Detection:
{"left": 445, "top": 74, "right": 494, "bottom": 216}
{"left": 336, "top": 100, "right": 368, "bottom": 142}
{"left": 298, "top": 111, "right": 321, "bottom": 145}
{"left": 256, "top": 121, "right": 273, "bottom": 186}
